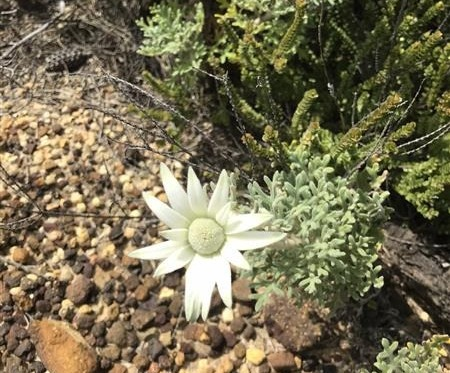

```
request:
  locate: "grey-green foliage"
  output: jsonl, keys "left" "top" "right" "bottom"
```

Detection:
{"left": 136, "top": 1, "right": 206, "bottom": 89}
{"left": 247, "top": 149, "right": 388, "bottom": 310}
{"left": 360, "top": 335, "right": 449, "bottom": 373}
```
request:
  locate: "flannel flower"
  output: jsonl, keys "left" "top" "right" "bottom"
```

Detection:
{"left": 128, "top": 164, "right": 286, "bottom": 321}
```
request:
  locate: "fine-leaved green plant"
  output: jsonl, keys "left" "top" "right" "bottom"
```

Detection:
{"left": 136, "top": 1, "right": 206, "bottom": 92}
{"left": 360, "top": 335, "right": 450, "bottom": 373}
{"left": 246, "top": 148, "right": 388, "bottom": 310}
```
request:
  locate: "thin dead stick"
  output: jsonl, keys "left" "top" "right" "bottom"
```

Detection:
{"left": 0, "top": 255, "right": 52, "bottom": 279}
{"left": 1, "top": 16, "right": 59, "bottom": 60}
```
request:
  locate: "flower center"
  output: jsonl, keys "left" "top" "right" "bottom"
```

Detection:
{"left": 188, "top": 218, "right": 225, "bottom": 255}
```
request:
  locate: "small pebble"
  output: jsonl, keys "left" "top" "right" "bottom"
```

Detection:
{"left": 47, "top": 230, "right": 63, "bottom": 242}
{"left": 242, "top": 324, "right": 256, "bottom": 340}
{"left": 146, "top": 338, "right": 165, "bottom": 360}
{"left": 10, "top": 247, "right": 30, "bottom": 264}
{"left": 207, "top": 325, "right": 225, "bottom": 350}
{"left": 105, "top": 321, "right": 127, "bottom": 348}
{"left": 70, "top": 192, "right": 83, "bottom": 204}
{"left": 59, "top": 265, "right": 74, "bottom": 282}
{"left": 65, "top": 275, "right": 95, "bottom": 305}
{"left": 109, "top": 363, "right": 127, "bottom": 373}
{"left": 91, "top": 197, "right": 102, "bottom": 208}
{"left": 130, "top": 308, "right": 155, "bottom": 330}
{"left": 159, "top": 331, "right": 172, "bottom": 347}
{"left": 221, "top": 308, "right": 234, "bottom": 323}
{"left": 183, "top": 324, "right": 204, "bottom": 341}
{"left": 75, "top": 227, "right": 90, "bottom": 246}
{"left": 217, "top": 355, "right": 234, "bottom": 373}
{"left": 76, "top": 202, "right": 87, "bottom": 213}
{"left": 234, "top": 342, "right": 246, "bottom": 359}
{"left": 222, "top": 330, "right": 238, "bottom": 348}
{"left": 230, "top": 317, "right": 245, "bottom": 334}
{"left": 102, "top": 344, "right": 121, "bottom": 361}
{"left": 13, "top": 339, "right": 32, "bottom": 357}
{"left": 246, "top": 347, "right": 265, "bottom": 366}
{"left": 123, "top": 227, "right": 135, "bottom": 239}
{"left": 267, "top": 351, "right": 297, "bottom": 372}
{"left": 174, "top": 351, "right": 185, "bottom": 366}
{"left": 159, "top": 287, "right": 174, "bottom": 300}
{"left": 132, "top": 354, "right": 150, "bottom": 371}
{"left": 168, "top": 295, "right": 183, "bottom": 316}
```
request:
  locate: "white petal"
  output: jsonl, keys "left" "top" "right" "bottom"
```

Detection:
{"left": 221, "top": 245, "right": 251, "bottom": 270}
{"left": 128, "top": 240, "right": 181, "bottom": 260}
{"left": 200, "top": 266, "right": 216, "bottom": 320}
{"left": 215, "top": 202, "right": 232, "bottom": 226}
{"left": 154, "top": 246, "right": 194, "bottom": 276}
{"left": 187, "top": 167, "right": 208, "bottom": 215}
{"left": 160, "top": 163, "right": 194, "bottom": 219}
{"left": 160, "top": 228, "right": 188, "bottom": 242}
{"left": 213, "top": 256, "right": 232, "bottom": 308}
{"left": 224, "top": 231, "right": 286, "bottom": 251}
{"left": 225, "top": 213, "right": 273, "bottom": 234}
{"left": 143, "top": 192, "right": 190, "bottom": 228}
{"left": 185, "top": 255, "right": 204, "bottom": 321}
{"left": 208, "top": 170, "right": 229, "bottom": 217}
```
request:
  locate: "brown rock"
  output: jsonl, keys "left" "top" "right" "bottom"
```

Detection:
{"left": 0, "top": 280, "right": 12, "bottom": 305}
{"left": 148, "top": 362, "right": 160, "bottom": 373}
{"left": 146, "top": 338, "right": 165, "bottom": 360}
{"left": 13, "top": 339, "right": 32, "bottom": 357}
{"left": 207, "top": 325, "right": 225, "bottom": 350}
{"left": 232, "top": 278, "right": 251, "bottom": 302}
{"left": 93, "top": 267, "right": 112, "bottom": 289}
{"left": 124, "top": 274, "right": 140, "bottom": 291}
{"left": 233, "top": 342, "right": 246, "bottom": 359}
{"left": 4, "top": 270, "right": 24, "bottom": 288}
{"left": 242, "top": 324, "right": 256, "bottom": 340}
{"left": 109, "top": 364, "right": 127, "bottom": 373}
{"left": 11, "top": 247, "right": 30, "bottom": 264}
{"left": 65, "top": 275, "right": 95, "bottom": 305}
{"left": 105, "top": 321, "right": 127, "bottom": 347}
{"left": 236, "top": 304, "right": 253, "bottom": 317}
{"left": 47, "top": 230, "right": 63, "bottom": 242}
{"left": 192, "top": 341, "right": 211, "bottom": 358}
{"left": 29, "top": 319, "right": 98, "bottom": 373}
{"left": 174, "top": 351, "right": 185, "bottom": 366}
{"left": 26, "top": 235, "right": 40, "bottom": 250}
{"left": 264, "top": 296, "right": 323, "bottom": 352}
{"left": 230, "top": 317, "right": 245, "bottom": 333}
{"left": 168, "top": 294, "right": 183, "bottom": 316}
{"left": 101, "top": 344, "right": 121, "bottom": 361}
{"left": 4, "top": 355, "right": 23, "bottom": 373}
{"left": 183, "top": 324, "right": 204, "bottom": 341}
{"left": 132, "top": 353, "right": 150, "bottom": 370}
{"left": 267, "top": 351, "right": 297, "bottom": 372}
{"left": 143, "top": 276, "right": 159, "bottom": 290}
{"left": 222, "top": 329, "right": 238, "bottom": 347}
{"left": 131, "top": 308, "right": 155, "bottom": 330}
{"left": 73, "top": 312, "right": 96, "bottom": 330}
{"left": 134, "top": 284, "right": 150, "bottom": 302}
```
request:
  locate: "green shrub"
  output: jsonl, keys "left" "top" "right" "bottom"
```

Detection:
{"left": 246, "top": 148, "right": 388, "bottom": 310}
{"left": 360, "top": 335, "right": 450, "bottom": 373}
{"left": 137, "top": 0, "right": 450, "bottom": 230}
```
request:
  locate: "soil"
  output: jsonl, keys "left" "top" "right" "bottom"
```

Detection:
{"left": 1, "top": 1, "right": 449, "bottom": 373}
